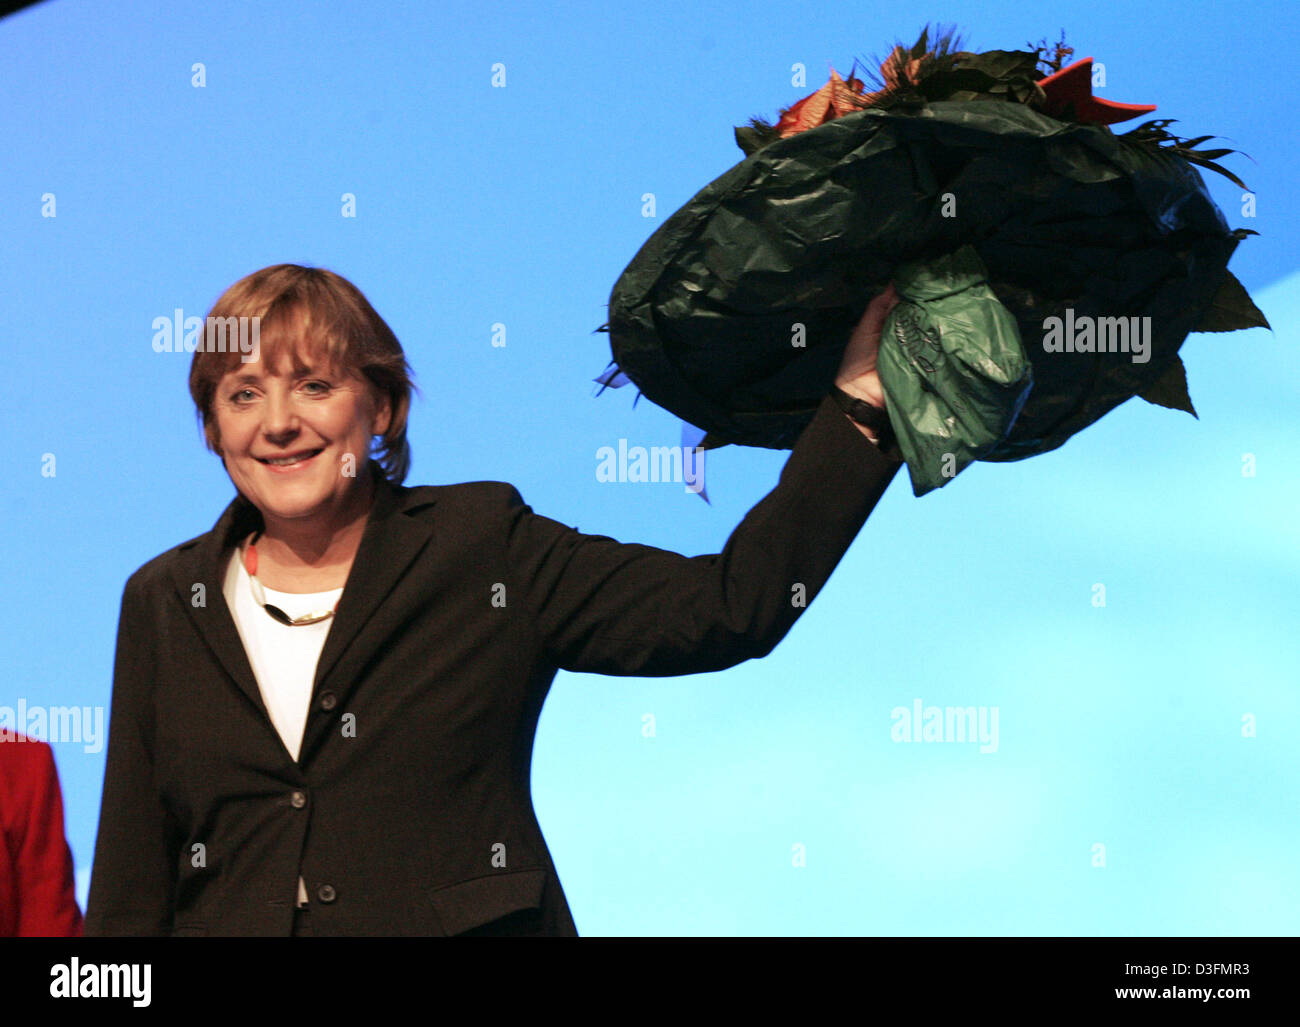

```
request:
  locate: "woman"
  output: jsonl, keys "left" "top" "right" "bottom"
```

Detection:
{"left": 84, "top": 264, "right": 902, "bottom": 936}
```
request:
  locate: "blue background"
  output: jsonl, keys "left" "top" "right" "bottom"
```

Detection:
{"left": 1, "top": 0, "right": 1296, "bottom": 935}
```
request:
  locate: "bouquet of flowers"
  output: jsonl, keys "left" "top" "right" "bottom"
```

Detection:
{"left": 595, "top": 26, "right": 1269, "bottom": 496}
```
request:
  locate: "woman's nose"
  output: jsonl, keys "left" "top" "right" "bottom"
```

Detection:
{"left": 261, "top": 390, "right": 300, "bottom": 438}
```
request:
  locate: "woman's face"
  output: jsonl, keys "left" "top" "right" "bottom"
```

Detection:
{"left": 211, "top": 345, "right": 391, "bottom": 531}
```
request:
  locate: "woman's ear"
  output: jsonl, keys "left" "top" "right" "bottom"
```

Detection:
{"left": 372, "top": 390, "right": 392, "bottom": 437}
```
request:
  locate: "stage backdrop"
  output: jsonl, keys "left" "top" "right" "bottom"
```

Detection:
{"left": 1, "top": 0, "right": 1296, "bottom": 935}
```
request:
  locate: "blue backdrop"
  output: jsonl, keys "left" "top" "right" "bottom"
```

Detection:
{"left": 1, "top": 0, "right": 1296, "bottom": 935}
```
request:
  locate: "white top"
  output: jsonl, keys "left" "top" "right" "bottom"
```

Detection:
{"left": 223, "top": 545, "right": 344, "bottom": 908}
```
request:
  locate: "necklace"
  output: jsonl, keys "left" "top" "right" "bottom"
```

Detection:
{"left": 242, "top": 532, "right": 340, "bottom": 626}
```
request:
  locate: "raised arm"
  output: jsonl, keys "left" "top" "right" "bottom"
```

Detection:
{"left": 505, "top": 390, "right": 899, "bottom": 677}
{"left": 506, "top": 280, "right": 903, "bottom": 678}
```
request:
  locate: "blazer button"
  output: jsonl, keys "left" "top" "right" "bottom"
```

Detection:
{"left": 317, "top": 884, "right": 337, "bottom": 903}
{"left": 290, "top": 790, "right": 307, "bottom": 809}
{"left": 319, "top": 691, "right": 337, "bottom": 712}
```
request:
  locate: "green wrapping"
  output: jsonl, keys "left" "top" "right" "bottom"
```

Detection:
{"left": 877, "top": 245, "right": 1032, "bottom": 495}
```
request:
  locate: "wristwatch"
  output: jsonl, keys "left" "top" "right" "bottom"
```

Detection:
{"left": 829, "top": 383, "right": 898, "bottom": 456}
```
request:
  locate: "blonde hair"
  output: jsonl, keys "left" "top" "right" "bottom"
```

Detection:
{"left": 188, "top": 265, "right": 415, "bottom": 484}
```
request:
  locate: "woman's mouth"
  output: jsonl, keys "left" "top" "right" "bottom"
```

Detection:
{"left": 257, "top": 448, "right": 324, "bottom": 471}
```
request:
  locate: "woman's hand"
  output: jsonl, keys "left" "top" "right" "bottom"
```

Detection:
{"left": 835, "top": 282, "right": 900, "bottom": 410}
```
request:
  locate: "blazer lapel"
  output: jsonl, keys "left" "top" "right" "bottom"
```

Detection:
{"left": 169, "top": 489, "right": 268, "bottom": 720}
{"left": 310, "top": 473, "right": 438, "bottom": 696}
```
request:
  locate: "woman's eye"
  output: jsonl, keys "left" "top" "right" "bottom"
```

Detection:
{"left": 302, "top": 381, "right": 330, "bottom": 395}
{"left": 231, "top": 389, "right": 256, "bottom": 403}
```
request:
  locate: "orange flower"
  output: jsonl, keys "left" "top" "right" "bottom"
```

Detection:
{"left": 776, "top": 49, "right": 931, "bottom": 140}
{"left": 878, "top": 45, "right": 927, "bottom": 91}
{"left": 775, "top": 68, "right": 868, "bottom": 137}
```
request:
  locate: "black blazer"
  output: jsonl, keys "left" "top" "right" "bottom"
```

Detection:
{"left": 84, "top": 395, "right": 899, "bottom": 936}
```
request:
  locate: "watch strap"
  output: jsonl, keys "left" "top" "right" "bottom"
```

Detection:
{"left": 829, "top": 384, "right": 897, "bottom": 453}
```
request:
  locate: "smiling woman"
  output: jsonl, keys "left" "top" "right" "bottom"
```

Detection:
{"left": 84, "top": 263, "right": 903, "bottom": 937}
{"left": 190, "top": 266, "right": 414, "bottom": 478}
